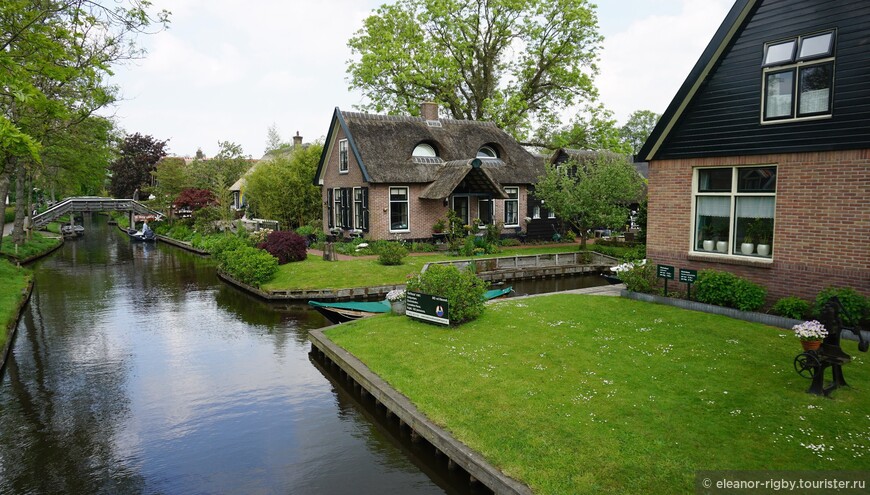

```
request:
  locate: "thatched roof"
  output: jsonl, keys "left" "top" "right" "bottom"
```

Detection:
{"left": 326, "top": 109, "right": 544, "bottom": 186}
{"left": 420, "top": 160, "right": 509, "bottom": 199}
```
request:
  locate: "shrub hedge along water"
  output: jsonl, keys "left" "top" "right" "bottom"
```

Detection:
{"left": 220, "top": 245, "right": 278, "bottom": 287}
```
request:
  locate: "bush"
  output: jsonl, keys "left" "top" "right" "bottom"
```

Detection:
{"left": 617, "top": 261, "right": 656, "bottom": 294}
{"left": 813, "top": 287, "right": 870, "bottom": 326}
{"left": 563, "top": 230, "right": 576, "bottom": 242}
{"left": 500, "top": 238, "right": 521, "bottom": 247}
{"left": 695, "top": 270, "right": 767, "bottom": 312}
{"left": 406, "top": 264, "right": 487, "bottom": 325}
{"left": 196, "top": 233, "right": 251, "bottom": 263}
{"left": 771, "top": 296, "right": 810, "bottom": 320}
{"left": 220, "top": 246, "right": 278, "bottom": 287}
{"left": 257, "top": 230, "right": 308, "bottom": 264}
{"left": 376, "top": 241, "right": 408, "bottom": 265}
{"left": 193, "top": 206, "right": 221, "bottom": 235}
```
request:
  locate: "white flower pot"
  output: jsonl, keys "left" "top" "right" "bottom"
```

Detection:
{"left": 703, "top": 240, "right": 714, "bottom": 251}
{"left": 391, "top": 300, "right": 406, "bottom": 315}
{"left": 716, "top": 241, "right": 728, "bottom": 253}
{"left": 740, "top": 242, "right": 754, "bottom": 255}
{"left": 756, "top": 244, "right": 770, "bottom": 257}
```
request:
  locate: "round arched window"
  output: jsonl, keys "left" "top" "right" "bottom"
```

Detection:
{"left": 477, "top": 145, "right": 498, "bottom": 159}
{"left": 412, "top": 143, "right": 437, "bottom": 157}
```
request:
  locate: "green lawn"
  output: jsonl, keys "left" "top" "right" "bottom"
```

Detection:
{"left": 0, "top": 232, "right": 62, "bottom": 261}
{"left": 263, "top": 244, "right": 607, "bottom": 291}
{"left": 0, "top": 259, "right": 31, "bottom": 350}
{"left": 326, "top": 295, "right": 870, "bottom": 494}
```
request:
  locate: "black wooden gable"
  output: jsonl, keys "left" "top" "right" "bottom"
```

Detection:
{"left": 639, "top": 0, "right": 870, "bottom": 161}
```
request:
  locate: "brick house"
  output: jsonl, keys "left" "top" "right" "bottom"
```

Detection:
{"left": 313, "top": 103, "right": 544, "bottom": 241}
{"left": 637, "top": 0, "right": 870, "bottom": 302}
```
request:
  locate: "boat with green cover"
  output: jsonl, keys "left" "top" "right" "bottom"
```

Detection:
{"left": 309, "top": 286, "right": 513, "bottom": 324}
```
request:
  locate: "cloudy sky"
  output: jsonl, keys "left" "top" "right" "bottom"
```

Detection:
{"left": 107, "top": 0, "right": 734, "bottom": 158}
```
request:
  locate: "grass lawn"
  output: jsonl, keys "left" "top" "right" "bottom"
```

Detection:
{"left": 326, "top": 295, "right": 870, "bottom": 494}
{"left": 0, "top": 232, "right": 62, "bottom": 261}
{"left": 0, "top": 259, "right": 31, "bottom": 350}
{"left": 263, "top": 244, "right": 607, "bottom": 291}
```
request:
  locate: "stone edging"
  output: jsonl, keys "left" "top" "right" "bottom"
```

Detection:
{"left": 620, "top": 290, "right": 802, "bottom": 329}
{"left": 309, "top": 328, "right": 533, "bottom": 495}
{"left": 0, "top": 278, "right": 34, "bottom": 374}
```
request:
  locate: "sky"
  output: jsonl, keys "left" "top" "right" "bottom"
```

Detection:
{"left": 106, "top": 0, "right": 735, "bottom": 158}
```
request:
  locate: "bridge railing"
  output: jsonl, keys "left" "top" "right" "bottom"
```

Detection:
{"left": 30, "top": 197, "right": 164, "bottom": 229}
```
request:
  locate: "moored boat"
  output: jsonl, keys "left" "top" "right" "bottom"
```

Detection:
{"left": 127, "top": 222, "right": 156, "bottom": 242}
{"left": 309, "top": 286, "right": 513, "bottom": 324}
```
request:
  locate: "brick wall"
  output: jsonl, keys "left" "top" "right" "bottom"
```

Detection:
{"left": 648, "top": 150, "right": 870, "bottom": 303}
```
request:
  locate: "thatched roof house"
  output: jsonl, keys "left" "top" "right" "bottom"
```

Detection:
{"left": 314, "top": 104, "right": 547, "bottom": 241}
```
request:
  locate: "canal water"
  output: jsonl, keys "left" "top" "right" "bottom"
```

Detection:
{"left": 0, "top": 216, "right": 608, "bottom": 494}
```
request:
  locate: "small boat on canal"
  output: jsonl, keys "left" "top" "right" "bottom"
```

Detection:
{"left": 60, "top": 224, "right": 85, "bottom": 238}
{"left": 309, "top": 286, "right": 514, "bottom": 324}
{"left": 128, "top": 222, "right": 156, "bottom": 242}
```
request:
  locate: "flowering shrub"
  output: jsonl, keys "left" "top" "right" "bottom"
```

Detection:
{"left": 613, "top": 259, "right": 656, "bottom": 294}
{"left": 793, "top": 320, "right": 828, "bottom": 342}
{"left": 386, "top": 289, "right": 406, "bottom": 302}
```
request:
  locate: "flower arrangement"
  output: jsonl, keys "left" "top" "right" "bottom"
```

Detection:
{"left": 386, "top": 289, "right": 406, "bottom": 302}
{"left": 793, "top": 320, "right": 828, "bottom": 342}
{"left": 610, "top": 259, "right": 646, "bottom": 274}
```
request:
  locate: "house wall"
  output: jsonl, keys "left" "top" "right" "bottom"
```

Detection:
{"left": 648, "top": 149, "right": 870, "bottom": 303}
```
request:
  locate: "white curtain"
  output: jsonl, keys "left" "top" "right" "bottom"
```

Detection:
{"left": 736, "top": 196, "right": 775, "bottom": 219}
{"left": 696, "top": 196, "right": 731, "bottom": 217}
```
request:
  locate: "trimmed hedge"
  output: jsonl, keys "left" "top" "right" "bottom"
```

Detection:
{"left": 771, "top": 296, "right": 810, "bottom": 320}
{"left": 695, "top": 270, "right": 767, "bottom": 312}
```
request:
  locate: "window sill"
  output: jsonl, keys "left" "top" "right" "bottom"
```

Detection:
{"left": 687, "top": 251, "right": 774, "bottom": 269}
{"left": 338, "top": 170, "right": 349, "bottom": 174}
{"left": 389, "top": 229, "right": 410, "bottom": 234}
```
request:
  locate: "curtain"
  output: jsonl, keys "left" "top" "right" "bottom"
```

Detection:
{"left": 736, "top": 196, "right": 775, "bottom": 219}
{"left": 696, "top": 196, "right": 731, "bottom": 217}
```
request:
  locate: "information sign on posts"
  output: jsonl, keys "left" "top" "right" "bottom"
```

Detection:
{"left": 657, "top": 265, "right": 675, "bottom": 280}
{"left": 406, "top": 291, "right": 450, "bottom": 326}
{"left": 679, "top": 268, "right": 698, "bottom": 284}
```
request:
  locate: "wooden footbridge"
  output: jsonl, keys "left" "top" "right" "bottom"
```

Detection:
{"left": 31, "top": 197, "right": 163, "bottom": 230}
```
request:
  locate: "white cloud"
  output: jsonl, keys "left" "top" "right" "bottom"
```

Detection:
{"left": 598, "top": 0, "right": 733, "bottom": 123}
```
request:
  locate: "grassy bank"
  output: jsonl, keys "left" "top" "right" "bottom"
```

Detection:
{"left": 263, "top": 244, "right": 623, "bottom": 291}
{"left": 0, "top": 232, "right": 62, "bottom": 262}
{"left": 0, "top": 259, "right": 31, "bottom": 350}
{"left": 326, "top": 295, "right": 869, "bottom": 494}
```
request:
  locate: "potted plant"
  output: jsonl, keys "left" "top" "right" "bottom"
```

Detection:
{"left": 740, "top": 230, "right": 754, "bottom": 255}
{"left": 748, "top": 218, "right": 773, "bottom": 256}
{"left": 386, "top": 289, "right": 406, "bottom": 315}
{"left": 793, "top": 320, "right": 828, "bottom": 351}
{"left": 432, "top": 218, "right": 446, "bottom": 234}
{"left": 700, "top": 225, "right": 715, "bottom": 251}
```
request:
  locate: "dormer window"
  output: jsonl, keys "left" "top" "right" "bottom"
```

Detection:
{"left": 477, "top": 145, "right": 499, "bottom": 159}
{"left": 412, "top": 143, "right": 437, "bottom": 157}
{"left": 761, "top": 30, "right": 835, "bottom": 123}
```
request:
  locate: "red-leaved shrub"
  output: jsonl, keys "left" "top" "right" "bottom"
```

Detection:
{"left": 257, "top": 230, "right": 307, "bottom": 264}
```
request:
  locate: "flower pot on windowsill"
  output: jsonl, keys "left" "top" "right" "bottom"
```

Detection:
{"left": 756, "top": 243, "right": 770, "bottom": 256}
{"left": 740, "top": 242, "right": 754, "bottom": 255}
{"left": 716, "top": 241, "right": 728, "bottom": 253}
{"left": 703, "top": 240, "right": 714, "bottom": 251}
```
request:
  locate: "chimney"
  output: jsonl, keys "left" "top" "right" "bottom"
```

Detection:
{"left": 293, "top": 131, "right": 302, "bottom": 148}
{"left": 420, "top": 102, "right": 438, "bottom": 120}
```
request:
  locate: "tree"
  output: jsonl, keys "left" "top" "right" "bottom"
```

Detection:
{"left": 347, "top": 0, "right": 602, "bottom": 140}
{"left": 244, "top": 142, "right": 323, "bottom": 230}
{"left": 173, "top": 188, "right": 216, "bottom": 211}
{"left": 534, "top": 153, "right": 645, "bottom": 248}
{"left": 188, "top": 141, "right": 250, "bottom": 192}
{"left": 620, "top": 110, "right": 661, "bottom": 156}
{"left": 151, "top": 157, "right": 191, "bottom": 212}
{"left": 264, "top": 123, "right": 286, "bottom": 154}
{"left": 109, "top": 133, "right": 168, "bottom": 199}
{"left": 535, "top": 104, "right": 630, "bottom": 154}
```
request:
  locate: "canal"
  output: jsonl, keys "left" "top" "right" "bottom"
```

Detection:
{"left": 0, "top": 216, "right": 608, "bottom": 494}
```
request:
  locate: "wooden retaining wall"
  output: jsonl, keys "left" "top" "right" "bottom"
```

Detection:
{"left": 423, "top": 251, "right": 617, "bottom": 284}
{"left": 309, "top": 329, "right": 533, "bottom": 495}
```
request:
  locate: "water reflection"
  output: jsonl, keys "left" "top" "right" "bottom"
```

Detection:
{"left": 0, "top": 216, "right": 447, "bottom": 494}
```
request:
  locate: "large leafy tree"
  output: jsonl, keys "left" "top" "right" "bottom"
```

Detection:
{"left": 534, "top": 153, "right": 645, "bottom": 248}
{"left": 244, "top": 142, "right": 323, "bottom": 230}
{"left": 109, "top": 133, "right": 168, "bottom": 199}
{"left": 347, "top": 0, "right": 602, "bottom": 140}
{"left": 620, "top": 110, "right": 661, "bottom": 156}
{"left": 535, "top": 104, "right": 630, "bottom": 154}
{"left": 0, "top": 0, "right": 169, "bottom": 248}
{"left": 151, "top": 157, "right": 191, "bottom": 212}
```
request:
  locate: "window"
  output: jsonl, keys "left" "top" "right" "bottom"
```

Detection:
{"left": 389, "top": 187, "right": 409, "bottom": 231}
{"left": 453, "top": 196, "right": 469, "bottom": 225}
{"left": 693, "top": 166, "right": 776, "bottom": 259}
{"left": 333, "top": 188, "right": 342, "bottom": 228}
{"left": 353, "top": 187, "right": 364, "bottom": 230}
{"left": 762, "top": 31, "right": 835, "bottom": 123}
{"left": 412, "top": 143, "right": 437, "bottom": 157}
{"left": 547, "top": 209, "right": 555, "bottom": 219}
{"left": 504, "top": 187, "right": 519, "bottom": 226}
{"left": 477, "top": 145, "right": 498, "bottom": 159}
{"left": 478, "top": 198, "right": 492, "bottom": 226}
{"left": 339, "top": 139, "right": 348, "bottom": 173}
{"left": 532, "top": 205, "right": 540, "bottom": 220}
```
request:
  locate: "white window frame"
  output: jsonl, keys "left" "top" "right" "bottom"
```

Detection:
{"left": 761, "top": 31, "right": 835, "bottom": 124}
{"left": 389, "top": 186, "right": 410, "bottom": 233}
{"left": 333, "top": 187, "right": 342, "bottom": 228}
{"left": 338, "top": 139, "right": 349, "bottom": 173}
{"left": 353, "top": 187, "right": 364, "bottom": 230}
{"left": 504, "top": 187, "right": 519, "bottom": 227}
{"left": 691, "top": 165, "right": 777, "bottom": 260}
{"left": 532, "top": 205, "right": 541, "bottom": 220}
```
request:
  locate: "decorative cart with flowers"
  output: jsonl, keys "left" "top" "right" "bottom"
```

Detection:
{"left": 792, "top": 297, "right": 869, "bottom": 396}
